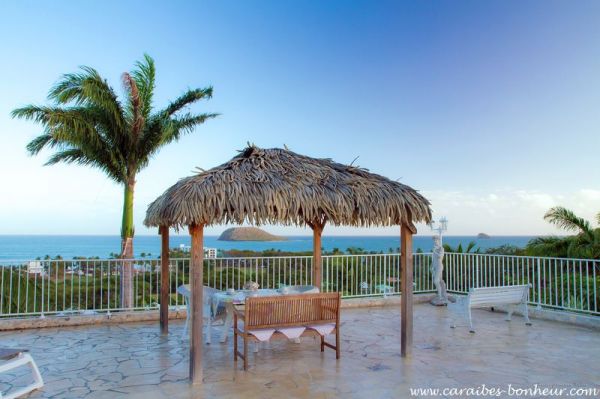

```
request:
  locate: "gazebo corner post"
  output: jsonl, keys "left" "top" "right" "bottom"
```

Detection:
{"left": 400, "top": 221, "right": 416, "bottom": 357}
{"left": 159, "top": 225, "right": 170, "bottom": 335}
{"left": 309, "top": 220, "right": 325, "bottom": 290}
{"left": 189, "top": 223, "right": 205, "bottom": 384}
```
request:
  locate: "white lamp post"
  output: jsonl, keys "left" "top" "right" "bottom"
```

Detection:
{"left": 429, "top": 217, "right": 448, "bottom": 243}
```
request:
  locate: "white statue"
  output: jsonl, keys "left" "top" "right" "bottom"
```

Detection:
{"left": 430, "top": 235, "right": 450, "bottom": 306}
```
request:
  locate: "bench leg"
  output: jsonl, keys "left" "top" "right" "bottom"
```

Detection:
{"left": 320, "top": 335, "right": 324, "bottom": 352}
{"left": 233, "top": 316, "right": 238, "bottom": 362}
{"left": 335, "top": 328, "right": 340, "bottom": 359}
{"left": 505, "top": 305, "right": 514, "bottom": 322}
{"left": 26, "top": 354, "right": 44, "bottom": 389}
{"left": 467, "top": 308, "right": 475, "bottom": 333}
{"left": 523, "top": 303, "right": 532, "bottom": 325}
{"left": 243, "top": 335, "right": 248, "bottom": 371}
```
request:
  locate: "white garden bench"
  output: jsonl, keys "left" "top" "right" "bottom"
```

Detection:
{"left": 448, "top": 284, "right": 532, "bottom": 333}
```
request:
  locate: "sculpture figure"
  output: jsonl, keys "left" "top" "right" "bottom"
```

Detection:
{"left": 430, "top": 235, "right": 451, "bottom": 305}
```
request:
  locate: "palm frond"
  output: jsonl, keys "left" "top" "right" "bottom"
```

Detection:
{"left": 465, "top": 241, "right": 479, "bottom": 253}
{"left": 161, "top": 87, "right": 213, "bottom": 117}
{"left": 14, "top": 105, "right": 105, "bottom": 152}
{"left": 25, "top": 133, "right": 55, "bottom": 155}
{"left": 526, "top": 236, "right": 571, "bottom": 257}
{"left": 44, "top": 148, "right": 87, "bottom": 165}
{"left": 544, "top": 207, "right": 593, "bottom": 235}
{"left": 45, "top": 145, "right": 123, "bottom": 182}
{"left": 167, "top": 112, "right": 219, "bottom": 141}
{"left": 131, "top": 54, "right": 155, "bottom": 119}
{"left": 47, "top": 66, "right": 126, "bottom": 136}
{"left": 122, "top": 72, "right": 144, "bottom": 138}
{"left": 136, "top": 112, "right": 218, "bottom": 167}
{"left": 14, "top": 54, "right": 217, "bottom": 188}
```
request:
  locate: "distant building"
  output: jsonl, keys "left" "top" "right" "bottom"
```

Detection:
{"left": 27, "top": 261, "right": 45, "bottom": 275}
{"left": 205, "top": 248, "right": 217, "bottom": 259}
{"left": 178, "top": 244, "right": 217, "bottom": 259}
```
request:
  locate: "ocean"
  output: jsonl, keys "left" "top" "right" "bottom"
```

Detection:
{"left": 0, "top": 235, "right": 536, "bottom": 260}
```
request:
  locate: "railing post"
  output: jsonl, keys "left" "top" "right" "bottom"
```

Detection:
{"left": 383, "top": 255, "right": 388, "bottom": 298}
{"left": 536, "top": 258, "right": 542, "bottom": 310}
{"left": 40, "top": 263, "right": 45, "bottom": 319}
{"left": 475, "top": 255, "right": 480, "bottom": 288}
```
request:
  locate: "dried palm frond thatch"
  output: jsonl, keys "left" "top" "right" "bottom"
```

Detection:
{"left": 144, "top": 145, "right": 432, "bottom": 229}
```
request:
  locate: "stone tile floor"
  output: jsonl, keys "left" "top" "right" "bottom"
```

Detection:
{"left": 1, "top": 304, "right": 599, "bottom": 398}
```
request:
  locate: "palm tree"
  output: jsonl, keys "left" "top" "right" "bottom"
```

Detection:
{"left": 443, "top": 241, "right": 480, "bottom": 254}
{"left": 12, "top": 54, "right": 217, "bottom": 307}
{"left": 527, "top": 207, "right": 600, "bottom": 259}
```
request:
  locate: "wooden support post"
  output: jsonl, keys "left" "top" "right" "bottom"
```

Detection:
{"left": 310, "top": 222, "right": 324, "bottom": 290}
{"left": 159, "top": 226, "right": 170, "bottom": 335}
{"left": 401, "top": 222, "right": 415, "bottom": 357}
{"left": 189, "top": 223, "right": 204, "bottom": 384}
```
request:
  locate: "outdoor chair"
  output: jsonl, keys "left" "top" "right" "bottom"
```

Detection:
{"left": 177, "top": 285, "right": 226, "bottom": 343}
{"left": 0, "top": 348, "right": 44, "bottom": 399}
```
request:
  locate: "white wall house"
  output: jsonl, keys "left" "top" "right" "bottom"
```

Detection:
{"left": 27, "top": 261, "right": 45, "bottom": 275}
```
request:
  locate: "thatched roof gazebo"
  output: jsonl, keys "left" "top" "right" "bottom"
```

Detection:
{"left": 144, "top": 145, "right": 431, "bottom": 384}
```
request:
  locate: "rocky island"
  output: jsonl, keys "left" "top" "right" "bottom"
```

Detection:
{"left": 477, "top": 233, "right": 491, "bottom": 239}
{"left": 218, "top": 227, "right": 286, "bottom": 241}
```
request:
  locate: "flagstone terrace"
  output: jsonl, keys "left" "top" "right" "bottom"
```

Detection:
{"left": 1, "top": 304, "right": 598, "bottom": 398}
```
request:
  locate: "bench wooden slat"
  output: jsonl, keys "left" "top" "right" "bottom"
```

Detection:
{"left": 233, "top": 292, "right": 341, "bottom": 370}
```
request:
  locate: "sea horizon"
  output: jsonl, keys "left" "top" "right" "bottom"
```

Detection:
{"left": 0, "top": 234, "right": 540, "bottom": 260}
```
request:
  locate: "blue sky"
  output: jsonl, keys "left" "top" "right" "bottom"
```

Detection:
{"left": 1, "top": 0, "right": 599, "bottom": 236}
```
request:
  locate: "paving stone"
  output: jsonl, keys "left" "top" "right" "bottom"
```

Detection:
{"left": 1, "top": 305, "right": 598, "bottom": 398}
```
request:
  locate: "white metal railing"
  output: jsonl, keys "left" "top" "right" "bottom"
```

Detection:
{"left": 443, "top": 253, "right": 599, "bottom": 315}
{"left": 1, "top": 253, "right": 598, "bottom": 319}
{"left": 321, "top": 253, "right": 433, "bottom": 297}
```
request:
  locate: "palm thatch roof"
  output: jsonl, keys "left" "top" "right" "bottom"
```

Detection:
{"left": 144, "top": 145, "right": 432, "bottom": 229}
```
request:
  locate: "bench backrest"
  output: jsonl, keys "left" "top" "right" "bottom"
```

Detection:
{"left": 468, "top": 285, "right": 529, "bottom": 307}
{"left": 245, "top": 292, "right": 341, "bottom": 329}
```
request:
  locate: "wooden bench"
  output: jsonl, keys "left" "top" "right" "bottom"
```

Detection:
{"left": 448, "top": 284, "right": 532, "bottom": 333}
{"left": 233, "top": 292, "right": 341, "bottom": 370}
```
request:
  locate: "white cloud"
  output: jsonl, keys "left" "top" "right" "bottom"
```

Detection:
{"left": 422, "top": 188, "right": 600, "bottom": 235}
{"left": 1, "top": 162, "right": 598, "bottom": 236}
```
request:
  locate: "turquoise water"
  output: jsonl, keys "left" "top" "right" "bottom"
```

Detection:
{"left": 0, "top": 235, "right": 536, "bottom": 260}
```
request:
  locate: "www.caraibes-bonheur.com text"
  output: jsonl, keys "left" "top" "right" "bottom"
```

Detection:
{"left": 409, "top": 384, "right": 600, "bottom": 397}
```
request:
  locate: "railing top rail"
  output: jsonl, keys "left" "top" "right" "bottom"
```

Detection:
{"left": 322, "top": 253, "right": 399, "bottom": 258}
{"left": 0, "top": 255, "right": 315, "bottom": 263}
{"left": 1, "top": 252, "right": 598, "bottom": 264}
{"left": 206, "top": 255, "right": 313, "bottom": 260}
{"left": 444, "top": 252, "right": 600, "bottom": 263}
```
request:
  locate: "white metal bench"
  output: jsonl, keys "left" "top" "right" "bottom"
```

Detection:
{"left": 448, "top": 284, "right": 532, "bottom": 333}
{"left": 0, "top": 349, "right": 44, "bottom": 399}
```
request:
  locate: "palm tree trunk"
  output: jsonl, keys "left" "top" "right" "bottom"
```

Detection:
{"left": 120, "top": 178, "right": 135, "bottom": 309}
